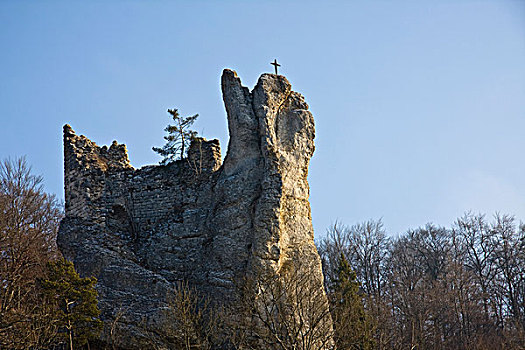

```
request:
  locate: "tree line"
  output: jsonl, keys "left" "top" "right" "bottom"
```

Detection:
{"left": 3, "top": 153, "right": 525, "bottom": 349}
{"left": 318, "top": 215, "right": 525, "bottom": 349}
{"left": 0, "top": 158, "right": 102, "bottom": 349}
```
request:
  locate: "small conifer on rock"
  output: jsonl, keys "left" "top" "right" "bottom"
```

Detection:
{"left": 152, "top": 108, "right": 199, "bottom": 164}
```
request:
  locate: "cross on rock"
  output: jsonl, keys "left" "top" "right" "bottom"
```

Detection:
{"left": 271, "top": 59, "right": 281, "bottom": 75}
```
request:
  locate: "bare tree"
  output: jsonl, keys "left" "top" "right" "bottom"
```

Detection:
{"left": 319, "top": 215, "right": 525, "bottom": 350}
{"left": 0, "top": 157, "right": 62, "bottom": 348}
{"left": 490, "top": 214, "right": 525, "bottom": 347}
{"left": 318, "top": 221, "right": 351, "bottom": 291}
{"left": 152, "top": 281, "right": 222, "bottom": 350}
{"left": 318, "top": 220, "right": 391, "bottom": 349}
{"left": 231, "top": 260, "right": 334, "bottom": 350}
{"left": 454, "top": 213, "right": 497, "bottom": 324}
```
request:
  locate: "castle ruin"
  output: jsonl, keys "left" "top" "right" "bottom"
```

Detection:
{"left": 57, "top": 69, "right": 332, "bottom": 348}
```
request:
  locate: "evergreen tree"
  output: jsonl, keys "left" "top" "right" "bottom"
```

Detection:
{"left": 152, "top": 108, "right": 199, "bottom": 164}
{"left": 40, "top": 258, "right": 103, "bottom": 350}
{"left": 330, "top": 253, "right": 375, "bottom": 350}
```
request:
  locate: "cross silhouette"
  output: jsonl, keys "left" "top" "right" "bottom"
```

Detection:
{"left": 271, "top": 59, "right": 281, "bottom": 75}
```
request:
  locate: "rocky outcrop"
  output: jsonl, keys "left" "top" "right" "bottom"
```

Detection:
{"left": 58, "top": 69, "right": 331, "bottom": 348}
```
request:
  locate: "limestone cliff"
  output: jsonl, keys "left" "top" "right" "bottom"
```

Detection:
{"left": 58, "top": 70, "right": 332, "bottom": 348}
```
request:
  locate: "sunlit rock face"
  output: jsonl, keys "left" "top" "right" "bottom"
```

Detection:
{"left": 58, "top": 69, "right": 332, "bottom": 349}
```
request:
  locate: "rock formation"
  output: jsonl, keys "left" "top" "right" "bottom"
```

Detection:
{"left": 58, "top": 69, "right": 332, "bottom": 348}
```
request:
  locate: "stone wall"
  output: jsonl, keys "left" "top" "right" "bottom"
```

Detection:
{"left": 58, "top": 69, "right": 332, "bottom": 348}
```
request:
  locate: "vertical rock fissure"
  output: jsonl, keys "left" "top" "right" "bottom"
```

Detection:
{"left": 274, "top": 88, "right": 293, "bottom": 141}
{"left": 246, "top": 85, "right": 264, "bottom": 267}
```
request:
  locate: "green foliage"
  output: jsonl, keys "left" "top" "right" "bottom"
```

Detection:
{"left": 40, "top": 258, "right": 103, "bottom": 348}
{"left": 152, "top": 108, "right": 199, "bottom": 164}
{"left": 330, "top": 253, "right": 375, "bottom": 350}
{"left": 333, "top": 253, "right": 360, "bottom": 302}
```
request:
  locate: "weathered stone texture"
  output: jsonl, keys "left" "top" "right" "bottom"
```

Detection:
{"left": 58, "top": 69, "right": 331, "bottom": 348}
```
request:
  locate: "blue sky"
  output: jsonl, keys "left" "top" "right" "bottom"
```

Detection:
{"left": 1, "top": 1, "right": 524, "bottom": 237}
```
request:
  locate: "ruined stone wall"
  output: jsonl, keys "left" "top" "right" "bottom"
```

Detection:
{"left": 58, "top": 70, "right": 332, "bottom": 348}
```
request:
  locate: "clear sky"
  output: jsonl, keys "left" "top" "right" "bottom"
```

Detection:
{"left": 1, "top": 1, "right": 524, "bottom": 237}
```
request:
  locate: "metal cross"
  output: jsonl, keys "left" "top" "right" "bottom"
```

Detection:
{"left": 271, "top": 59, "right": 281, "bottom": 75}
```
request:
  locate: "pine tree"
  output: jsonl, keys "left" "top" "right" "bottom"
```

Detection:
{"left": 152, "top": 108, "right": 199, "bottom": 164}
{"left": 40, "top": 258, "right": 103, "bottom": 349}
{"left": 330, "top": 253, "right": 375, "bottom": 350}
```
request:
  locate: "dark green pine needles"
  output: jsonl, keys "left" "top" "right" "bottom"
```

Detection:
{"left": 40, "top": 258, "right": 103, "bottom": 349}
{"left": 153, "top": 108, "right": 199, "bottom": 165}
{"left": 330, "top": 253, "right": 376, "bottom": 350}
